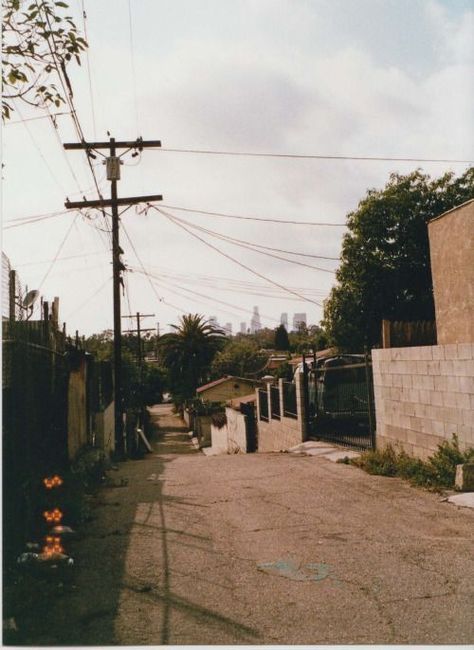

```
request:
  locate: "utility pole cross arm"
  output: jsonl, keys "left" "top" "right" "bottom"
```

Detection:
{"left": 64, "top": 140, "right": 161, "bottom": 150}
{"left": 65, "top": 195, "right": 162, "bottom": 209}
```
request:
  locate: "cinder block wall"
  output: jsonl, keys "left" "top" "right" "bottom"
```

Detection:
{"left": 373, "top": 343, "right": 474, "bottom": 460}
{"left": 256, "top": 376, "right": 306, "bottom": 452}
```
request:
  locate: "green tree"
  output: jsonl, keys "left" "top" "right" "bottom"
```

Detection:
{"left": 323, "top": 168, "right": 474, "bottom": 350}
{"left": 84, "top": 330, "right": 167, "bottom": 409}
{"left": 159, "top": 314, "right": 226, "bottom": 402}
{"left": 274, "top": 324, "right": 290, "bottom": 351}
{"left": 211, "top": 339, "right": 269, "bottom": 378}
{"left": 2, "top": 0, "right": 88, "bottom": 120}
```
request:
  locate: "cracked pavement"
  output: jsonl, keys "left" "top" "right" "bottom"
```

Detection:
{"left": 17, "top": 404, "right": 474, "bottom": 645}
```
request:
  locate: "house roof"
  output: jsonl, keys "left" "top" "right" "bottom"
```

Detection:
{"left": 288, "top": 347, "right": 338, "bottom": 366}
{"left": 196, "top": 375, "right": 258, "bottom": 394}
{"left": 226, "top": 393, "right": 257, "bottom": 411}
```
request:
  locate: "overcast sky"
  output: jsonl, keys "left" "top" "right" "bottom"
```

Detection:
{"left": 2, "top": 0, "right": 473, "bottom": 336}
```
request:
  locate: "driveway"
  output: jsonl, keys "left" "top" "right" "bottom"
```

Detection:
{"left": 15, "top": 404, "right": 474, "bottom": 645}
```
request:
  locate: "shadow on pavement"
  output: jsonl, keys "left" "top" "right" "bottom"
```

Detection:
{"left": 10, "top": 405, "right": 259, "bottom": 646}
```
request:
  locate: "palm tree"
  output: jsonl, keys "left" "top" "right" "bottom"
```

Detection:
{"left": 159, "top": 314, "right": 226, "bottom": 401}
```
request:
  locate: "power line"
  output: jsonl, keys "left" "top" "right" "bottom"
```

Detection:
{"left": 15, "top": 250, "right": 103, "bottom": 267}
{"left": 155, "top": 208, "right": 336, "bottom": 274}
{"left": 35, "top": 0, "right": 112, "bottom": 247}
{"left": 158, "top": 203, "right": 346, "bottom": 226}
{"left": 140, "top": 262, "right": 327, "bottom": 294}
{"left": 65, "top": 275, "right": 112, "bottom": 318}
{"left": 144, "top": 270, "right": 327, "bottom": 299}
{"left": 156, "top": 207, "right": 323, "bottom": 307}
{"left": 3, "top": 209, "right": 71, "bottom": 227}
{"left": 133, "top": 267, "right": 282, "bottom": 324}
{"left": 134, "top": 262, "right": 327, "bottom": 298}
{"left": 157, "top": 147, "right": 474, "bottom": 165}
{"left": 143, "top": 274, "right": 246, "bottom": 323}
{"left": 81, "top": 0, "right": 98, "bottom": 140}
{"left": 127, "top": 0, "right": 139, "bottom": 134}
{"left": 12, "top": 100, "right": 66, "bottom": 194}
{"left": 4, "top": 111, "right": 71, "bottom": 124}
{"left": 38, "top": 214, "right": 79, "bottom": 290}
{"left": 121, "top": 223, "right": 186, "bottom": 315}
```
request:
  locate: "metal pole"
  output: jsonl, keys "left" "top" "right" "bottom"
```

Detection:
{"left": 364, "top": 346, "right": 376, "bottom": 449}
{"left": 9, "top": 270, "right": 16, "bottom": 323}
{"left": 111, "top": 137, "right": 125, "bottom": 456}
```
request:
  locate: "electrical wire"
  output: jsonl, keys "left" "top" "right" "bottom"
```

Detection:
{"left": 38, "top": 214, "right": 78, "bottom": 290}
{"left": 81, "top": 0, "right": 97, "bottom": 140}
{"left": 154, "top": 208, "right": 336, "bottom": 274}
{"left": 3, "top": 210, "right": 72, "bottom": 228}
{"left": 121, "top": 223, "right": 187, "bottom": 314}
{"left": 12, "top": 100, "right": 66, "bottom": 194}
{"left": 127, "top": 0, "right": 139, "bottom": 134}
{"left": 35, "top": 0, "right": 112, "bottom": 248}
{"left": 15, "top": 250, "right": 104, "bottom": 266}
{"left": 157, "top": 147, "right": 474, "bottom": 164}
{"left": 4, "top": 111, "right": 71, "bottom": 124}
{"left": 158, "top": 203, "right": 346, "bottom": 226}
{"left": 156, "top": 210, "right": 341, "bottom": 258}
{"left": 139, "top": 262, "right": 327, "bottom": 296}
{"left": 133, "top": 267, "right": 282, "bottom": 324}
{"left": 143, "top": 274, "right": 245, "bottom": 323}
{"left": 156, "top": 208, "right": 323, "bottom": 307}
{"left": 132, "top": 262, "right": 327, "bottom": 302}
{"left": 65, "top": 275, "right": 112, "bottom": 318}
{"left": 44, "top": 102, "right": 85, "bottom": 193}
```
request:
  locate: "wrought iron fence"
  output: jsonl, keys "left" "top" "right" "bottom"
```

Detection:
{"left": 270, "top": 385, "right": 280, "bottom": 420}
{"left": 258, "top": 388, "right": 269, "bottom": 422}
{"left": 282, "top": 381, "right": 297, "bottom": 418}
{"left": 304, "top": 354, "right": 376, "bottom": 451}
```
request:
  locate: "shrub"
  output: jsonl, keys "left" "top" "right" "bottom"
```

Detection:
{"left": 352, "top": 435, "right": 474, "bottom": 490}
{"left": 211, "top": 411, "right": 227, "bottom": 429}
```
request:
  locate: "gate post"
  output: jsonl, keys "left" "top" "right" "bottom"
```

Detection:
{"left": 301, "top": 352, "right": 310, "bottom": 440}
{"left": 364, "top": 346, "right": 376, "bottom": 449}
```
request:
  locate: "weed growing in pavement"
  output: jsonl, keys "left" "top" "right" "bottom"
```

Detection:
{"left": 350, "top": 434, "right": 474, "bottom": 490}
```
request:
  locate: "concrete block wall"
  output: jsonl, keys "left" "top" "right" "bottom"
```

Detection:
{"left": 256, "top": 375, "right": 306, "bottom": 452}
{"left": 373, "top": 343, "right": 474, "bottom": 460}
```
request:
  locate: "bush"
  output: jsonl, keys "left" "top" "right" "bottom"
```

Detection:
{"left": 352, "top": 435, "right": 474, "bottom": 490}
{"left": 211, "top": 411, "right": 227, "bottom": 429}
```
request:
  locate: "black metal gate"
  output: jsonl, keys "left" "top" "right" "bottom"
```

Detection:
{"left": 241, "top": 401, "right": 257, "bottom": 453}
{"left": 303, "top": 352, "right": 376, "bottom": 451}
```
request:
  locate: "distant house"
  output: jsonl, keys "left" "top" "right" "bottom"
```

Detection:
{"left": 266, "top": 354, "right": 290, "bottom": 371}
{"left": 196, "top": 375, "right": 261, "bottom": 403}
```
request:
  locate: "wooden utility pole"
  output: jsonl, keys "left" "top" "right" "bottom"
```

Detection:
{"left": 63, "top": 137, "right": 162, "bottom": 456}
{"left": 123, "top": 311, "right": 156, "bottom": 371}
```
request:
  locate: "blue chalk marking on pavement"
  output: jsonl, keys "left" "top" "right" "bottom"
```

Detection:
{"left": 257, "top": 559, "right": 331, "bottom": 582}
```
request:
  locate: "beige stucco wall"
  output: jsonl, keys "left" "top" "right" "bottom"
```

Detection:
{"left": 198, "top": 379, "right": 258, "bottom": 403}
{"left": 210, "top": 407, "right": 248, "bottom": 453}
{"left": 257, "top": 376, "right": 306, "bottom": 452}
{"left": 428, "top": 200, "right": 474, "bottom": 344}
{"left": 372, "top": 344, "right": 474, "bottom": 460}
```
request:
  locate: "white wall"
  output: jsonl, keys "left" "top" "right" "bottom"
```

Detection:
{"left": 210, "top": 407, "right": 248, "bottom": 454}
